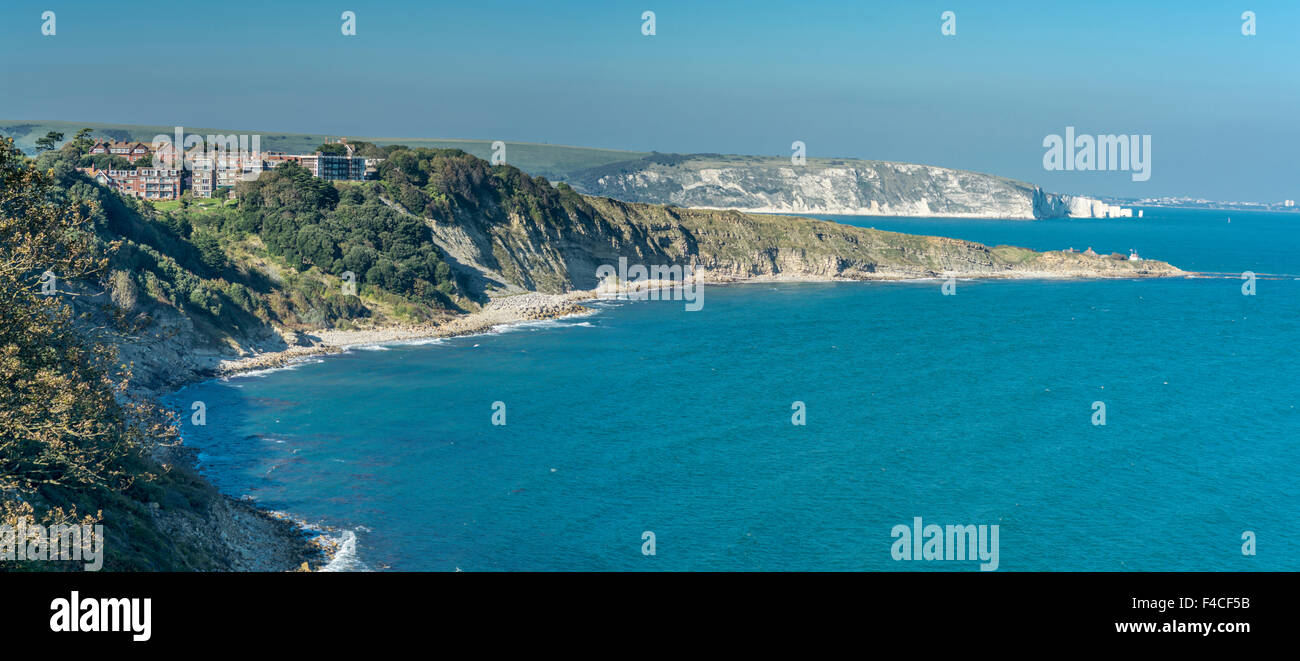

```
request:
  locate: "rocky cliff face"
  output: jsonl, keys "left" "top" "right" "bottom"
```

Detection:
{"left": 579, "top": 198, "right": 1181, "bottom": 281}
{"left": 401, "top": 174, "right": 1182, "bottom": 298}
{"left": 567, "top": 155, "right": 1128, "bottom": 219}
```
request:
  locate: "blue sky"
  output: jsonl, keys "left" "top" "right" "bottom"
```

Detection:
{"left": 2, "top": 0, "right": 1297, "bottom": 200}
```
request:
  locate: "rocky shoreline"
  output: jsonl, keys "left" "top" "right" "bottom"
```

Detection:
{"left": 196, "top": 264, "right": 1187, "bottom": 394}
{"left": 201, "top": 262, "right": 1186, "bottom": 391}
{"left": 208, "top": 291, "right": 597, "bottom": 380}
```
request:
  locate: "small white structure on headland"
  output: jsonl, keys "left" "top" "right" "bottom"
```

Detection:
{"left": 1128, "top": 249, "right": 1141, "bottom": 261}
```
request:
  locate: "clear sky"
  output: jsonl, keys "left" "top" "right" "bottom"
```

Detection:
{"left": 3, "top": 0, "right": 1297, "bottom": 201}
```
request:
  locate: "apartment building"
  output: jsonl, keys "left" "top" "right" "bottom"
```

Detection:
{"left": 190, "top": 167, "right": 216, "bottom": 198}
{"left": 314, "top": 154, "right": 368, "bottom": 180}
{"left": 190, "top": 152, "right": 267, "bottom": 197}
{"left": 82, "top": 167, "right": 184, "bottom": 201}
{"left": 82, "top": 140, "right": 375, "bottom": 201}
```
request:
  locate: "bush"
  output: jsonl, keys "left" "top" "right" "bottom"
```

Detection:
{"left": 192, "top": 231, "right": 228, "bottom": 275}
{"left": 109, "top": 270, "right": 138, "bottom": 311}
{"left": 187, "top": 283, "right": 223, "bottom": 317}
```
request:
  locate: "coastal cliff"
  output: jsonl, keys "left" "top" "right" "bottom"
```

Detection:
{"left": 583, "top": 198, "right": 1179, "bottom": 280}
{"left": 6, "top": 142, "right": 1181, "bottom": 572}
{"left": 88, "top": 146, "right": 1183, "bottom": 395}
{"left": 566, "top": 154, "right": 1128, "bottom": 219}
{"left": 388, "top": 151, "right": 1179, "bottom": 299}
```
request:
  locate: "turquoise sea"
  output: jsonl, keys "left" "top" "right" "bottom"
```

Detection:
{"left": 168, "top": 208, "right": 1299, "bottom": 571}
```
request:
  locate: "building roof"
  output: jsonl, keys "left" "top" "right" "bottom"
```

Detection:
{"left": 91, "top": 140, "right": 151, "bottom": 152}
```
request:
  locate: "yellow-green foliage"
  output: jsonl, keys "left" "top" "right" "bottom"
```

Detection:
{"left": 0, "top": 137, "right": 184, "bottom": 570}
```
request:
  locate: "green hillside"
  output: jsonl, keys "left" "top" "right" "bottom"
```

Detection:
{"left": 0, "top": 119, "right": 646, "bottom": 182}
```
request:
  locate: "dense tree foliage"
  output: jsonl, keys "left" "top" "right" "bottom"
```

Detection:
{"left": 236, "top": 163, "right": 458, "bottom": 305}
{"left": 0, "top": 137, "right": 178, "bottom": 568}
{"left": 376, "top": 147, "right": 598, "bottom": 228}
{"left": 314, "top": 143, "right": 349, "bottom": 156}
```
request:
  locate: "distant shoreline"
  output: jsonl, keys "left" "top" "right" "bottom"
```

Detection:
{"left": 202, "top": 291, "right": 599, "bottom": 382}
{"left": 194, "top": 267, "right": 1189, "bottom": 386}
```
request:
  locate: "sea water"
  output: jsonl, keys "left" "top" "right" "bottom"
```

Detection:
{"left": 168, "top": 208, "right": 1299, "bottom": 570}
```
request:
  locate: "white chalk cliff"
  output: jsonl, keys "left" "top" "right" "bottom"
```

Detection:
{"left": 566, "top": 155, "right": 1126, "bottom": 220}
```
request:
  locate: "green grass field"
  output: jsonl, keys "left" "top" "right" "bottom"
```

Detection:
{"left": 148, "top": 197, "right": 237, "bottom": 212}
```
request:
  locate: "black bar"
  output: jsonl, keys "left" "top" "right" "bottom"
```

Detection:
{"left": 5, "top": 571, "right": 1286, "bottom": 649}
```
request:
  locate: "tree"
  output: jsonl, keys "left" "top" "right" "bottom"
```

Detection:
{"left": 192, "top": 231, "right": 228, "bottom": 275}
{"left": 0, "top": 136, "right": 172, "bottom": 503}
{"left": 295, "top": 224, "right": 337, "bottom": 268}
{"left": 85, "top": 154, "right": 131, "bottom": 171}
{"left": 69, "top": 128, "right": 95, "bottom": 154}
{"left": 34, "top": 130, "right": 65, "bottom": 152}
{"left": 342, "top": 244, "right": 378, "bottom": 275}
{"left": 109, "top": 269, "right": 138, "bottom": 311}
{"left": 315, "top": 143, "right": 350, "bottom": 156}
